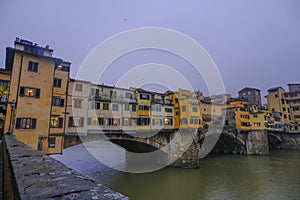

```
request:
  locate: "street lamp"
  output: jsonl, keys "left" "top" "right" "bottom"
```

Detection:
{"left": 7, "top": 99, "right": 16, "bottom": 135}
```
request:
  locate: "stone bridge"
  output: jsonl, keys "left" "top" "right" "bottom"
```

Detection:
{"left": 267, "top": 131, "right": 300, "bottom": 150}
{"left": 1, "top": 135, "right": 129, "bottom": 200}
{"left": 64, "top": 126, "right": 279, "bottom": 168}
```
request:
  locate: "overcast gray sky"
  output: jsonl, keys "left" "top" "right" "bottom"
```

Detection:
{"left": 1, "top": 0, "right": 300, "bottom": 98}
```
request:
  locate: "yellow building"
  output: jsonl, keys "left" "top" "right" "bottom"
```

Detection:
{"left": 165, "top": 91, "right": 180, "bottom": 129}
{"left": 177, "top": 89, "right": 202, "bottom": 129}
{"left": 135, "top": 89, "right": 151, "bottom": 131}
{"left": 249, "top": 105, "right": 265, "bottom": 130}
{"left": 266, "top": 84, "right": 300, "bottom": 132}
{"left": 4, "top": 38, "right": 70, "bottom": 154}
{"left": 224, "top": 100, "right": 251, "bottom": 131}
{"left": 0, "top": 69, "right": 11, "bottom": 128}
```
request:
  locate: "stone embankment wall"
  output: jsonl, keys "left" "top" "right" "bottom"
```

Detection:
{"left": 2, "top": 135, "right": 129, "bottom": 200}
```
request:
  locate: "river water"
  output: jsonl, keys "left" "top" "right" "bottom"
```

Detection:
{"left": 51, "top": 141, "right": 300, "bottom": 200}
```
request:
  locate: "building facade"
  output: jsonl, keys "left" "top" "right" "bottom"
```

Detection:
{"left": 3, "top": 38, "right": 70, "bottom": 154}
{"left": 238, "top": 87, "right": 262, "bottom": 108}
{"left": 266, "top": 84, "right": 300, "bottom": 132}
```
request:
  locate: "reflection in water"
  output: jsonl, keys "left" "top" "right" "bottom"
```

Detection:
{"left": 52, "top": 141, "right": 300, "bottom": 200}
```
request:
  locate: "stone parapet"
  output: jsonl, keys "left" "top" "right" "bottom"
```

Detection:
{"left": 2, "top": 135, "right": 129, "bottom": 200}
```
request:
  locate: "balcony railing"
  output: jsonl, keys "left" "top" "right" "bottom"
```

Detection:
{"left": 89, "top": 95, "right": 137, "bottom": 104}
{"left": 152, "top": 99, "right": 164, "bottom": 104}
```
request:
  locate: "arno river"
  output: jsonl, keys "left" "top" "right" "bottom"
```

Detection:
{"left": 52, "top": 141, "right": 300, "bottom": 200}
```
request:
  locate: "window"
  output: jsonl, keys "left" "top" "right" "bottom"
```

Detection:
{"left": 294, "top": 115, "right": 300, "bottom": 119}
{"left": 48, "top": 137, "right": 56, "bottom": 148}
{"left": 15, "top": 118, "right": 37, "bottom": 129}
{"left": 50, "top": 117, "right": 63, "bottom": 128}
{"left": 293, "top": 106, "right": 300, "bottom": 111}
{"left": 253, "top": 123, "right": 261, "bottom": 127}
{"left": 291, "top": 93, "right": 297, "bottom": 97}
{"left": 132, "top": 104, "right": 136, "bottom": 112}
{"left": 69, "top": 117, "right": 84, "bottom": 127}
{"left": 181, "top": 118, "right": 188, "bottom": 124}
{"left": 165, "top": 108, "right": 173, "bottom": 113}
{"left": 241, "top": 122, "right": 250, "bottom": 127}
{"left": 164, "top": 118, "right": 173, "bottom": 125}
{"left": 175, "top": 98, "right": 179, "bottom": 103}
{"left": 19, "top": 87, "right": 40, "bottom": 98}
{"left": 73, "top": 99, "right": 82, "bottom": 109}
{"left": 182, "top": 106, "right": 186, "bottom": 112}
{"left": 53, "top": 79, "right": 62, "bottom": 88}
{"left": 283, "top": 107, "right": 286, "bottom": 112}
{"left": 190, "top": 118, "right": 200, "bottom": 125}
{"left": 75, "top": 83, "right": 83, "bottom": 92}
{"left": 123, "top": 117, "right": 130, "bottom": 126}
{"left": 140, "top": 93, "right": 149, "bottom": 100}
{"left": 52, "top": 97, "right": 64, "bottom": 107}
{"left": 125, "top": 92, "right": 132, "bottom": 99}
{"left": 103, "top": 103, "right": 109, "bottom": 110}
{"left": 152, "top": 118, "right": 161, "bottom": 126}
{"left": 91, "top": 88, "right": 99, "bottom": 96}
{"left": 139, "top": 105, "right": 150, "bottom": 110}
{"left": 112, "top": 104, "right": 119, "bottom": 111}
{"left": 113, "top": 118, "right": 120, "bottom": 126}
{"left": 275, "top": 94, "right": 278, "bottom": 98}
{"left": 55, "top": 65, "right": 69, "bottom": 72}
{"left": 253, "top": 114, "right": 258, "bottom": 118}
{"left": 152, "top": 106, "right": 161, "bottom": 112}
{"left": 92, "top": 102, "right": 100, "bottom": 109}
{"left": 110, "top": 91, "right": 117, "bottom": 100}
{"left": 192, "top": 107, "right": 198, "bottom": 112}
{"left": 28, "top": 61, "right": 38, "bottom": 72}
{"left": 124, "top": 104, "right": 129, "bottom": 111}
{"left": 284, "top": 114, "right": 287, "bottom": 119}
{"left": 131, "top": 118, "right": 137, "bottom": 126}
{"left": 176, "top": 111, "right": 179, "bottom": 115}
{"left": 88, "top": 117, "right": 99, "bottom": 125}
{"left": 137, "top": 118, "right": 150, "bottom": 126}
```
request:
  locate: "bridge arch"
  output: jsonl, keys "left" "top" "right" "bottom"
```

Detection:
{"left": 199, "top": 132, "right": 246, "bottom": 155}
{"left": 267, "top": 132, "right": 282, "bottom": 150}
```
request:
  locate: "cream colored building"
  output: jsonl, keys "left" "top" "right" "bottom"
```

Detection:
{"left": 66, "top": 79, "right": 90, "bottom": 136}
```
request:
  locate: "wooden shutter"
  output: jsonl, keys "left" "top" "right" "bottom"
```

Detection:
{"left": 19, "top": 87, "right": 25, "bottom": 97}
{"left": 35, "top": 88, "right": 40, "bottom": 98}
{"left": 31, "top": 118, "right": 37, "bottom": 129}
{"left": 58, "top": 118, "right": 63, "bottom": 128}
{"left": 60, "top": 99, "right": 64, "bottom": 107}
{"left": 15, "top": 118, "right": 21, "bottom": 129}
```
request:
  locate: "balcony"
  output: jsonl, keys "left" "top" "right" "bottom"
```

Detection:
{"left": 121, "top": 97, "right": 137, "bottom": 104}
